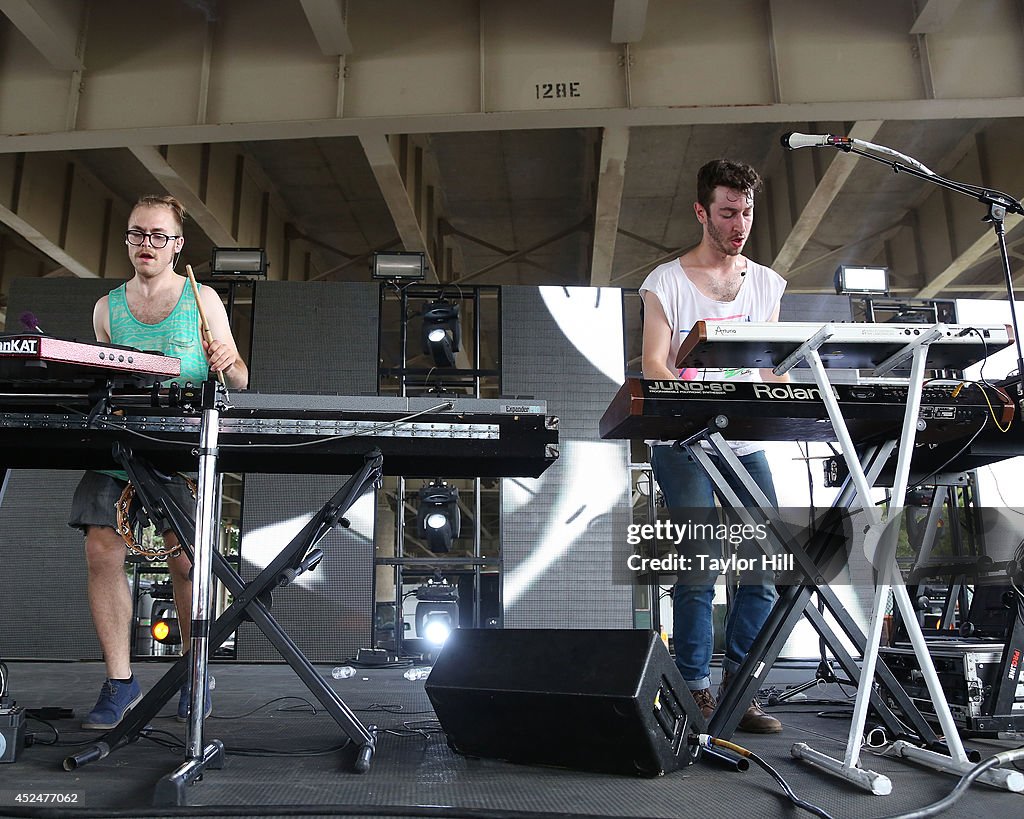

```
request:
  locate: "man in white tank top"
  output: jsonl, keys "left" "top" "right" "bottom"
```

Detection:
{"left": 640, "top": 159, "right": 784, "bottom": 733}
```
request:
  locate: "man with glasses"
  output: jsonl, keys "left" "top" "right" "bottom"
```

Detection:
{"left": 68, "top": 194, "right": 248, "bottom": 730}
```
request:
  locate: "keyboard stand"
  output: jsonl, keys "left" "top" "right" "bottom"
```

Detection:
{"left": 770, "top": 324, "right": 1022, "bottom": 794}
{"left": 65, "top": 381, "right": 383, "bottom": 805}
{"left": 697, "top": 437, "right": 943, "bottom": 752}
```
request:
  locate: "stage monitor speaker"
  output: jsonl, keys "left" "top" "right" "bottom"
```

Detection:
{"left": 425, "top": 628, "right": 700, "bottom": 776}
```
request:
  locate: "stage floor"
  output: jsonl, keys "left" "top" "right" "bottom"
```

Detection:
{"left": 0, "top": 660, "right": 1019, "bottom": 818}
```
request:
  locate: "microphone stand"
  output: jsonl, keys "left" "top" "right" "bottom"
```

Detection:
{"left": 829, "top": 139, "right": 1024, "bottom": 409}
{"left": 778, "top": 139, "right": 1024, "bottom": 796}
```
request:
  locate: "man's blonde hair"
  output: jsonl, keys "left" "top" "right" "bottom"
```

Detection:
{"left": 132, "top": 195, "right": 187, "bottom": 233}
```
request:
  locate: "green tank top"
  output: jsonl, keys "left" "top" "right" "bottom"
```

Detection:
{"left": 108, "top": 280, "right": 210, "bottom": 384}
{"left": 101, "top": 280, "right": 210, "bottom": 481}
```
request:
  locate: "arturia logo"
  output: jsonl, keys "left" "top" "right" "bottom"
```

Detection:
{"left": 712, "top": 326, "right": 738, "bottom": 335}
{"left": 0, "top": 336, "right": 39, "bottom": 355}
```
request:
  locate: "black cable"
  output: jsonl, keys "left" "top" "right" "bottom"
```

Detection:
{"left": 138, "top": 727, "right": 186, "bottom": 753}
{"left": 814, "top": 708, "right": 854, "bottom": 720}
{"left": 226, "top": 741, "right": 351, "bottom": 758}
{"left": 354, "top": 702, "right": 407, "bottom": 714}
{"left": 745, "top": 751, "right": 835, "bottom": 818}
{"left": 761, "top": 692, "right": 856, "bottom": 707}
{"left": 901, "top": 330, "right": 1014, "bottom": 489}
{"left": 51, "top": 733, "right": 113, "bottom": 748}
{"left": 698, "top": 736, "right": 835, "bottom": 819}
{"left": 141, "top": 724, "right": 355, "bottom": 759}
{"left": 24, "top": 714, "right": 59, "bottom": 746}
{"left": 964, "top": 327, "right": 991, "bottom": 386}
{"left": 910, "top": 413, "right": 988, "bottom": 490}
{"left": 384, "top": 719, "right": 445, "bottom": 740}
{"left": 207, "top": 695, "right": 319, "bottom": 720}
{"left": 355, "top": 703, "right": 436, "bottom": 715}
{"left": 881, "top": 746, "right": 1024, "bottom": 819}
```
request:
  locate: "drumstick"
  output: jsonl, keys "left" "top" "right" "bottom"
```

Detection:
{"left": 185, "top": 264, "right": 227, "bottom": 387}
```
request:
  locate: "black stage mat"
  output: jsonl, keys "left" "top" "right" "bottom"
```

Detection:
{"left": 0, "top": 662, "right": 1020, "bottom": 818}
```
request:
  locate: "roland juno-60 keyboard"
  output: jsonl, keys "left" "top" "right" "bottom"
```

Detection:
{"left": 0, "top": 333, "right": 181, "bottom": 383}
{"left": 599, "top": 377, "right": 1014, "bottom": 444}
{"left": 676, "top": 321, "right": 1015, "bottom": 372}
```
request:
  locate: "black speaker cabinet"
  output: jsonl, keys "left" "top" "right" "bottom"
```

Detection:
{"left": 425, "top": 628, "right": 700, "bottom": 776}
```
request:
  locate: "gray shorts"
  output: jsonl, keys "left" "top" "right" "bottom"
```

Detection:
{"left": 68, "top": 470, "right": 196, "bottom": 534}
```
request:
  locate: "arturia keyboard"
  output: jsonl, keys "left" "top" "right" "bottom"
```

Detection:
{"left": 675, "top": 321, "right": 1015, "bottom": 372}
{"left": 599, "top": 377, "right": 1014, "bottom": 444}
{"left": 0, "top": 390, "right": 559, "bottom": 478}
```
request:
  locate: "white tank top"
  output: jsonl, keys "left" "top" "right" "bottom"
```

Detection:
{"left": 640, "top": 257, "right": 786, "bottom": 454}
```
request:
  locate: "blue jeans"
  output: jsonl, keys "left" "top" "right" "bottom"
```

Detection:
{"left": 650, "top": 444, "right": 779, "bottom": 691}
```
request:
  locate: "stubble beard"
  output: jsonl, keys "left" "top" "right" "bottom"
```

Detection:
{"left": 707, "top": 219, "right": 743, "bottom": 258}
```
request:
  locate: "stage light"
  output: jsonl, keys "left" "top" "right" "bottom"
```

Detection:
{"left": 151, "top": 616, "right": 182, "bottom": 645}
{"left": 419, "top": 607, "right": 458, "bottom": 645}
{"left": 371, "top": 250, "right": 426, "bottom": 280}
{"left": 414, "top": 576, "right": 459, "bottom": 646}
{"left": 421, "top": 299, "right": 461, "bottom": 368}
{"left": 416, "top": 480, "right": 460, "bottom": 553}
{"left": 835, "top": 265, "right": 889, "bottom": 296}
{"left": 211, "top": 247, "right": 267, "bottom": 278}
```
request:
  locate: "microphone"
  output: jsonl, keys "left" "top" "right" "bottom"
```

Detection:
{"left": 781, "top": 132, "right": 853, "bottom": 150}
{"left": 19, "top": 311, "right": 44, "bottom": 334}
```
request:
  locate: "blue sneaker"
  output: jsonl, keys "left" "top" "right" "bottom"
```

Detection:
{"left": 176, "top": 673, "right": 213, "bottom": 722}
{"left": 82, "top": 678, "right": 143, "bottom": 730}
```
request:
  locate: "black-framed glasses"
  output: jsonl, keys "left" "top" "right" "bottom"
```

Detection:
{"left": 126, "top": 230, "right": 179, "bottom": 249}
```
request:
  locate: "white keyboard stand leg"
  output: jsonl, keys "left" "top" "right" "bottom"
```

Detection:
{"left": 777, "top": 325, "right": 1024, "bottom": 794}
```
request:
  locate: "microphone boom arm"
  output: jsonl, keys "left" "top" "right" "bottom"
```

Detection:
{"left": 837, "top": 139, "right": 1024, "bottom": 404}
{"left": 849, "top": 139, "right": 936, "bottom": 176}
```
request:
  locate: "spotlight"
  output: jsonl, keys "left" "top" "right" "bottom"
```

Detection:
{"left": 416, "top": 480, "right": 460, "bottom": 553}
{"left": 414, "top": 576, "right": 459, "bottom": 646}
{"left": 371, "top": 250, "right": 425, "bottom": 280}
{"left": 151, "top": 616, "right": 182, "bottom": 646}
{"left": 211, "top": 247, "right": 267, "bottom": 278}
{"left": 835, "top": 264, "right": 889, "bottom": 295}
{"left": 418, "top": 607, "right": 458, "bottom": 645}
{"left": 421, "top": 299, "right": 461, "bottom": 368}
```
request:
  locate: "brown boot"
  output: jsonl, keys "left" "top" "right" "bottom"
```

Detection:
{"left": 719, "top": 672, "right": 782, "bottom": 734}
{"left": 690, "top": 687, "right": 716, "bottom": 720}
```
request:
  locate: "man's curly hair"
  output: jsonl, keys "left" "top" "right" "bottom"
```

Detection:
{"left": 696, "top": 160, "right": 763, "bottom": 214}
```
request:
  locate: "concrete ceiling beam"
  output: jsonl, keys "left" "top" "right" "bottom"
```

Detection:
{"left": 129, "top": 146, "right": 237, "bottom": 248}
{"left": 910, "top": 0, "right": 964, "bottom": 34}
{"left": 358, "top": 134, "right": 436, "bottom": 281}
{"left": 299, "top": 0, "right": 353, "bottom": 55}
{"left": 772, "top": 120, "right": 884, "bottom": 276}
{"left": 0, "top": 0, "right": 83, "bottom": 70}
{"left": 611, "top": 0, "right": 647, "bottom": 43}
{"left": 590, "top": 126, "right": 629, "bottom": 287}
